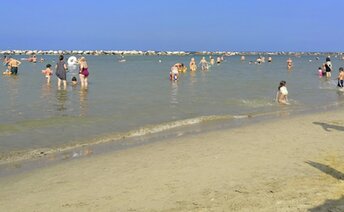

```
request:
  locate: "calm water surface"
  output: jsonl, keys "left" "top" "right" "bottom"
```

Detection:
{"left": 1, "top": 54, "right": 344, "bottom": 156}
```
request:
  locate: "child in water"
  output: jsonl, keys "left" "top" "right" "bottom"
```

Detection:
{"left": 318, "top": 67, "right": 324, "bottom": 77}
{"left": 337, "top": 67, "right": 344, "bottom": 88}
{"left": 71, "top": 76, "right": 78, "bottom": 85}
{"left": 42, "top": 64, "right": 53, "bottom": 83}
{"left": 277, "top": 81, "right": 289, "bottom": 105}
{"left": 170, "top": 65, "right": 179, "bottom": 81}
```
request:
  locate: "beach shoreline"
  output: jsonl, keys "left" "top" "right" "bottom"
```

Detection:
{"left": 0, "top": 103, "right": 340, "bottom": 176}
{"left": 1, "top": 108, "right": 344, "bottom": 211}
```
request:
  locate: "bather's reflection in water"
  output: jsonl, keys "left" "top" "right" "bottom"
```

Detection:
{"left": 41, "top": 83, "right": 52, "bottom": 99}
{"left": 55, "top": 89, "right": 68, "bottom": 112}
{"left": 79, "top": 88, "right": 89, "bottom": 116}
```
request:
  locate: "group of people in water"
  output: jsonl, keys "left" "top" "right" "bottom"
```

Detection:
{"left": 242, "top": 55, "right": 273, "bottom": 65}
{"left": 169, "top": 54, "right": 344, "bottom": 106}
{"left": 315, "top": 56, "right": 344, "bottom": 88}
{"left": 278, "top": 56, "right": 344, "bottom": 105}
{"left": 170, "top": 55, "right": 224, "bottom": 80}
{"left": 2, "top": 55, "right": 90, "bottom": 89}
{"left": 3, "top": 53, "right": 343, "bottom": 106}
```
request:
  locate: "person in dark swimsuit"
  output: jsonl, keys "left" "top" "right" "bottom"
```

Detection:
{"left": 55, "top": 55, "right": 67, "bottom": 89}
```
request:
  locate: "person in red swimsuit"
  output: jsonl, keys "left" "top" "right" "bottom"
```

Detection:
{"left": 78, "top": 57, "right": 89, "bottom": 88}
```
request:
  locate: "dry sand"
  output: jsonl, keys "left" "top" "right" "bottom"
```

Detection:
{"left": 0, "top": 110, "right": 344, "bottom": 211}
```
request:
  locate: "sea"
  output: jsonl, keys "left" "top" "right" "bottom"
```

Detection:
{"left": 1, "top": 54, "right": 344, "bottom": 170}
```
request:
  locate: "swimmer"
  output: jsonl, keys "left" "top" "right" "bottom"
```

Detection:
{"left": 42, "top": 64, "right": 53, "bottom": 83}
{"left": 170, "top": 65, "right": 179, "bottom": 81}
{"left": 78, "top": 57, "right": 89, "bottom": 88}
{"left": 240, "top": 55, "right": 245, "bottom": 61}
{"left": 199, "top": 57, "right": 209, "bottom": 70}
{"left": 324, "top": 57, "right": 332, "bottom": 78}
{"left": 71, "top": 76, "right": 78, "bottom": 85}
{"left": 318, "top": 67, "right": 324, "bottom": 77}
{"left": 216, "top": 57, "right": 221, "bottom": 64}
{"left": 337, "top": 67, "right": 344, "bottom": 88}
{"left": 257, "top": 57, "right": 262, "bottom": 64}
{"left": 268, "top": 57, "right": 272, "bottom": 63}
{"left": 209, "top": 56, "right": 215, "bottom": 65}
{"left": 286, "top": 58, "right": 293, "bottom": 69}
{"left": 189, "top": 58, "right": 197, "bottom": 71}
{"left": 55, "top": 55, "right": 68, "bottom": 89}
{"left": 179, "top": 63, "right": 187, "bottom": 72}
{"left": 173, "top": 63, "right": 186, "bottom": 73}
{"left": 27, "top": 55, "right": 37, "bottom": 63}
{"left": 261, "top": 57, "right": 265, "bottom": 63}
{"left": 7, "top": 57, "right": 21, "bottom": 75}
{"left": 276, "top": 80, "right": 289, "bottom": 105}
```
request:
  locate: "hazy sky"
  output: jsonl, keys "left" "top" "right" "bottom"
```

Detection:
{"left": 1, "top": 0, "right": 343, "bottom": 52}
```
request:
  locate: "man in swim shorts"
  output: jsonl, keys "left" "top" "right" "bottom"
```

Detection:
{"left": 8, "top": 57, "right": 21, "bottom": 75}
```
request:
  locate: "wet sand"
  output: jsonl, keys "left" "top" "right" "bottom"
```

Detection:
{"left": 0, "top": 109, "right": 344, "bottom": 211}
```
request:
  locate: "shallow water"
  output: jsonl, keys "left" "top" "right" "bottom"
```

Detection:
{"left": 1, "top": 54, "right": 344, "bottom": 157}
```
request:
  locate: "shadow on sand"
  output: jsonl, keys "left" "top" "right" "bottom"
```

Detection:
{"left": 307, "top": 161, "right": 344, "bottom": 211}
{"left": 306, "top": 161, "right": 344, "bottom": 180}
{"left": 309, "top": 196, "right": 344, "bottom": 212}
{"left": 313, "top": 122, "right": 344, "bottom": 132}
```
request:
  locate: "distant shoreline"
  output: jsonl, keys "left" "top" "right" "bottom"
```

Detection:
{"left": 0, "top": 50, "right": 343, "bottom": 56}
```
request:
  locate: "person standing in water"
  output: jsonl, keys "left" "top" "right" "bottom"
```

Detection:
{"left": 216, "top": 56, "right": 221, "bottom": 64}
{"left": 209, "top": 56, "right": 215, "bottom": 65}
{"left": 78, "top": 57, "right": 90, "bottom": 88}
{"left": 170, "top": 64, "right": 179, "bottom": 81}
{"left": 287, "top": 58, "right": 293, "bottom": 69}
{"left": 189, "top": 58, "right": 197, "bottom": 71}
{"left": 199, "top": 57, "right": 209, "bottom": 70}
{"left": 324, "top": 57, "right": 333, "bottom": 78}
{"left": 42, "top": 64, "right": 53, "bottom": 84}
{"left": 277, "top": 81, "right": 289, "bottom": 105}
{"left": 337, "top": 67, "right": 344, "bottom": 88}
{"left": 55, "top": 55, "right": 68, "bottom": 89}
{"left": 7, "top": 57, "right": 21, "bottom": 75}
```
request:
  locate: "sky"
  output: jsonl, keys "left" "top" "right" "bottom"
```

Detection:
{"left": 1, "top": 0, "right": 344, "bottom": 52}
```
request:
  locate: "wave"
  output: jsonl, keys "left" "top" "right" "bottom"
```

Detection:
{"left": 240, "top": 98, "right": 275, "bottom": 108}
{"left": 0, "top": 114, "right": 253, "bottom": 164}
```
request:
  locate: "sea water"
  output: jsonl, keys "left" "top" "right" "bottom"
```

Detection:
{"left": 0, "top": 54, "right": 344, "bottom": 161}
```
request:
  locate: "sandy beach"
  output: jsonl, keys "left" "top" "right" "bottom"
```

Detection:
{"left": 0, "top": 110, "right": 344, "bottom": 211}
